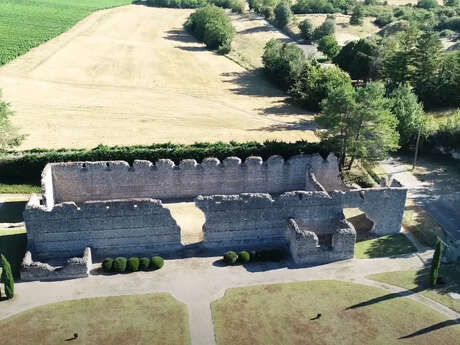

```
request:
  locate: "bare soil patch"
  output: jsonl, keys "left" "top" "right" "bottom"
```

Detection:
{"left": 0, "top": 5, "right": 316, "bottom": 149}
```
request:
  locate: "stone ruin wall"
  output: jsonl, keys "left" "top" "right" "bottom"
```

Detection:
{"left": 21, "top": 247, "right": 92, "bottom": 281}
{"left": 195, "top": 187, "right": 407, "bottom": 250}
{"left": 44, "top": 154, "right": 346, "bottom": 206}
{"left": 24, "top": 194, "right": 181, "bottom": 260}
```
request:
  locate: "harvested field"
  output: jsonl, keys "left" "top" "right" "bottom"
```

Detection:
{"left": 0, "top": 5, "right": 316, "bottom": 149}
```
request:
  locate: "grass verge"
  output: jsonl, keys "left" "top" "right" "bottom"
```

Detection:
{"left": 354, "top": 234, "right": 417, "bottom": 259}
{"left": 212, "top": 280, "right": 460, "bottom": 345}
{"left": 369, "top": 265, "right": 460, "bottom": 313}
{"left": 0, "top": 184, "right": 40, "bottom": 194}
{"left": 0, "top": 293, "right": 191, "bottom": 345}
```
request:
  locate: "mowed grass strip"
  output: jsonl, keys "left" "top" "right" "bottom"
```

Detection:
{"left": 369, "top": 265, "right": 460, "bottom": 313}
{"left": 212, "top": 280, "right": 460, "bottom": 345}
{"left": 0, "top": 0, "right": 133, "bottom": 65}
{"left": 0, "top": 293, "right": 191, "bottom": 345}
{"left": 354, "top": 234, "right": 417, "bottom": 259}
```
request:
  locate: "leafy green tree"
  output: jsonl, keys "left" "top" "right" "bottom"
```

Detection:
{"left": 350, "top": 5, "right": 364, "bottom": 25}
{"left": 317, "top": 82, "right": 399, "bottom": 169}
{"left": 1, "top": 254, "right": 14, "bottom": 299}
{"left": 231, "top": 0, "right": 245, "bottom": 13}
{"left": 274, "top": 1, "right": 293, "bottom": 28}
{"left": 289, "top": 62, "right": 352, "bottom": 111}
{"left": 298, "top": 19, "right": 314, "bottom": 41}
{"left": 0, "top": 90, "right": 24, "bottom": 154}
{"left": 333, "top": 39, "right": 378, "bottom": 81}
{"left": 436, "top": 51, "right": 460, "bottom": 108}
{"left": 262, "top": 39, "right": 305, "bottom": 91}
{"left": 390, "top": 83, "right": 425, "bottom": 148}
{"left": 312, "top": 17, "right": 335, "bottom": 41}
{"left": 417, "top": 0, "right": 438, "bottom": 9}
{"left": 412, "top": 31, "right": 442, "bottom": 108}
{"left": 318, "top": 35, "right": 340, "bottom": 60}
{"left": 443, "top": 0, "right": 459, "bottom": 6}
{"left": 430, "top": 239, "right": 443, "bottom": 287}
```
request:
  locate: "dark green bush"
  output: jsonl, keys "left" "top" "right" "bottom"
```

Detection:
{"left": 139, "top": 257, "right": 150, "bottom": 270}
{"left": 274, "top": 1, "right": 292, "bottom": 28}
{"left": 416, "top": 0, "right": 438, "bottom": 9}
{"left": 374, "top": 12, "right": 394, "bottom": 27}
{"left": 1, "top": 254, "right": 14, "bottom": 299}
{"left": 262, "top": 6, "right": 275, "bottom": 20}
{"left": 312, "top": 18, "right": 335, "bottom": 41}
{"left": 298, "top": 19, "right": 313, "bottom": 41}
{"left": 0, "top": 141, "right": 329, "bottom": 185}
{"left": 151, "top": 256, "right": 165, "bottom": 270}
{"left": 127, "top": 257, "right": 140, "bottom": 272}
{"left": 238, "top": 251, "right": 251, "bottom": 263}
{"left": 349, "top": 5, "right": 364, "bottom": 25}
{"left": 113, "top": 257, "right": 127, "bottom": 273}
{"left": 223, "top": 251, "right": 238, "bottom": 264}
{"left": 102, "top": 258, "right": 113, "bottom": 272}
{"left": 184, "top": 5, "right": 235, "bottom": 53}
{"left": 333, "top": 38, "right": 378, "bottom": 81}
{"left": 231, "top": 0, "right": 245, "bottom": 13}
{"left": 292, "top": 0, "right": 350, "bottom": 14}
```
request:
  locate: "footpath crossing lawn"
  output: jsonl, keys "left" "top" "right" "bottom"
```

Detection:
{"left": 0, "top": 0, "right": 133, "bottom": 65}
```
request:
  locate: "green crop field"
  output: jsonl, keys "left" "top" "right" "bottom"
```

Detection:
{"left": 0, "top": 0, "right": 133, "bottom": 66}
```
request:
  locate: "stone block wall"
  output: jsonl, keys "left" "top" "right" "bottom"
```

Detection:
{"left": 24, "top": 195, "right": 181, "bottom": 260}
{"left": 44, "top": 154, "right": 344, "bottom": 205}
{"left": 21, "top": 247, "right": 92, "bottom": 281}
{"left": 288, "top": 218, "right": 356, "bottom": 265}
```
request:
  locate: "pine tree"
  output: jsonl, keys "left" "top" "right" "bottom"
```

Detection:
{"left": 1, "top": 254, "right": 14, "bottom": 299}
{"left": 430, "top": 240, "right": 443, "bottom": 287}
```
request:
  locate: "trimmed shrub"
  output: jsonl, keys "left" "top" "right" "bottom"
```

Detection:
{"left": 151, "top": 256, "right": 165, "bottom": 270}
{"left": 317, "top": 34, "right": 340, "bottom": 60}
{"left": 1, "top": 254, "right": 14, "bottom": 299}
{"left": 102, "top": 258, "right": 113, "bottom": 272}
{"left": 223, "top": 251, "right": 238, "bottom": 264}
{"left": 140, "top": 257, "right": 150, "bottom": 270}
{"left": 238, "top": 251, "right": 251, "bottom": 263}
{"left": 127, "top": 257, "right": 140, "bottom": 272}
{"left": 113, "top": 257, "right": 127, "bottom": 273}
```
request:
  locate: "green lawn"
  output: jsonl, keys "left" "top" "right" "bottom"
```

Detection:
{"left": 0, "top": 184, "right": 40, "bottom": 194}
{"left": 0, "top": 0, "right": 133, "bottom": 66}
{"left": 369, "top": 265, "right": 460, "bottom": 313}
{"left": 354, "top": 234, "right": 417, "bottom": 259}
{"left": 212, "top": 280, "right": 460, "bottom": 345}
{"left": 0, "top": 293, "right": 191, "bottom": 345}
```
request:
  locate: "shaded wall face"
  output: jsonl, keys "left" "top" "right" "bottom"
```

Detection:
{"left": 24, "top": 199, "right": 181, "bottom": 260}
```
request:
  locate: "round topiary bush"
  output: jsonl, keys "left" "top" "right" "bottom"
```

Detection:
{"left": 113, "top": 257, "right": 127, "bottom": 273}
{"left": 127, "top": 257, "right": 140, "bottom": 272}
{"left": 139, "top": 257, "right": 150, "bottom": 270}
{"left": 238, "top": 251, "right": 250, "bottom": 264}
{"left": 102, "top": 258, "right": 113, "bottom": 272}
{"left": 151, "top": 256, "right": 164, "bottom": 270}
{"left": 223, "top": 251, "right": 238, "bottom": 265}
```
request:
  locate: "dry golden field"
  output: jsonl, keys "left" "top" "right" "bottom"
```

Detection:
{"left": 0, "top": 5, "right": 316, "bottom": 149}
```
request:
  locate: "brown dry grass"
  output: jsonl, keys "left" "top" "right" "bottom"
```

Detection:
{"left": 0, "top": 6, "right": 316, "bottom": 150}
{"left": 212, "top": 280, "right": 460, "bottom": 345}
{"left": 0, "top": 293, "right": 191, "bottom": 345}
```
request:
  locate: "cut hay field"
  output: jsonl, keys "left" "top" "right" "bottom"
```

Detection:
{"left": 0, "top": 5, "right": 316, "bottom": 149}
{"left": 0, "top": 0, "right": 133, "bottom": 66}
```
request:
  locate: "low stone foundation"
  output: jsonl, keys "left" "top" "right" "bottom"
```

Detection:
{"left": 21, "top": 247, "right": 92, "bottom": 281}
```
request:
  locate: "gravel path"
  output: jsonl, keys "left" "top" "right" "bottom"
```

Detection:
{"left": 1, "top": 253, "right": 458, "bottom": 345}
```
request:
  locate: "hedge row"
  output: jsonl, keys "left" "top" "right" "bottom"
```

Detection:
{"left": 0, "top": 141, "right": 329, "bottom": 184}
{"left": 223, "top": 249, "right": 285, "bottom": 265}
{"left": 102, "top": 256, "right": 164, "bottom": 273}
{"left": 146, "top": 0, "right": 233, "bottom": 9}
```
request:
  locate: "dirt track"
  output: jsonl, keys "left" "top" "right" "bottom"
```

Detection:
{"left": 0, "top": 5, "right": 316, "bottom": 149}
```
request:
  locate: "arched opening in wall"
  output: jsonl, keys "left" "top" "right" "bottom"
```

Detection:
{"left": 343, "top": 208, "right": 374, "bottom": 242}
{"left": 163, "top": 201, "right": 205, "bottom": 246}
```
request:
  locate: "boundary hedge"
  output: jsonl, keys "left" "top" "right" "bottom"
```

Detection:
{"left": 0, "top": 141, "right": 329, "bottom": 184}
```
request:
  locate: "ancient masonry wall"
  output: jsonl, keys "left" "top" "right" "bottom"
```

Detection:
{"left": 46, "top": 154, "right": 345, "bottom": 205}
{"left": 24, "top": 194, "right": 181, "bottom": 260}
{"left": 195, "top": 187, "right": 407, "bottom": 249}
{"left": 21, "top": 248, "right": 92, "bottom": 281}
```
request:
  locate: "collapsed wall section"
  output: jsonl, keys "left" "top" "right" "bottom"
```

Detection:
{"left": 48, "top": 154, "right": 342, "bottom": 203}
{"left": 24, "top": 195, "right": 181, "bottom": 260}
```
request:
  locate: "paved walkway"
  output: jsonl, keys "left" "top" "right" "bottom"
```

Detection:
{"left": 1, "top": 253, "right": 458, "bottom": 345}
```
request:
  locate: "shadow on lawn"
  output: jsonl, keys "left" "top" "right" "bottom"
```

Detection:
{"left": 362, "top": 234, "right": 417, "bottom": 258}
{"left": 399, "top": 318, "right": 460, "bottom": 339}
